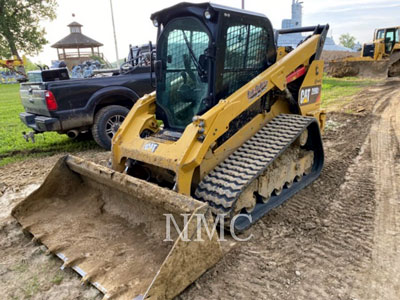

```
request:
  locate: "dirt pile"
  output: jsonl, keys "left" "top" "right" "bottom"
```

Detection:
{"left": 326, "top": 59, "right": 391, "bottom": 78}
{"left": 321, "top": 50, "right": 359, "bottom": 62}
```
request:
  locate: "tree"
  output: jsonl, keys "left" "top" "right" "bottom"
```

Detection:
{"left": 339, "top": 33, "right": 357, "bottom": 49}
{"left": 0, "top": 0, "right": 57, "bottom": 59}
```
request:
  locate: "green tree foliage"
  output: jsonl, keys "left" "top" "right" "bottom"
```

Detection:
{"left": 24, "top": 57, "right": 40, "bottom": 71}
{"left": 339, "top": 33, "right": 357, "bottom": 49}
{"left": 0, "top": 0, "right": 57, "bottom": 59}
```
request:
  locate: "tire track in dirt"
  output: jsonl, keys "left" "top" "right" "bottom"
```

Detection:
{"left": 352, "top": 87, "right": 400, "bottom": 300}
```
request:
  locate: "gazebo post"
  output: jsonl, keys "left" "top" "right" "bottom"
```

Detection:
{"left": 57, "top": 48, "right": 60, "bottom": 60}
{"left": 63, "top": 48, "right": 66, "bottom": 60}
{"left": 91, "top": 47, "right": 94, "bottom": 56}
{"left": 77, "top": 47, "right": 80, "bottom": 58}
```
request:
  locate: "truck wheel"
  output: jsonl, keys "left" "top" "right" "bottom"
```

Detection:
{"left": 92, "top": 105, "right": 130, "bottom": 150}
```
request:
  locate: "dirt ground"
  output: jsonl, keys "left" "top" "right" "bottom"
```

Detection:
{"left": 1, "top": 79, "right": 399, "bottom": 299}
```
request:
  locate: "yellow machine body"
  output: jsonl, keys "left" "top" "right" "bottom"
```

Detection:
{"left": 112, "top": 34, "right": 326, "bottom": 196}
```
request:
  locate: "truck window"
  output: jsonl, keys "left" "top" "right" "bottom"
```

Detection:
{"left": 27, "top": 72, "right": 43, "bottom": 83}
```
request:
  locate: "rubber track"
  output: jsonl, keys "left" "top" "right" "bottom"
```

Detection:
{"left": 195, "top": 114, "right": 315, "bottom": 216}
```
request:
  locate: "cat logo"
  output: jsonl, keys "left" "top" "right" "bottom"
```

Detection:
{"left": 299, "top": 86, "right": 321, "bottom": 106}
{"left": 300, "top": 88, "right": 310, "bottom": 104}
{"left": 143, "top": 142, "right": 159, "bottom": 153}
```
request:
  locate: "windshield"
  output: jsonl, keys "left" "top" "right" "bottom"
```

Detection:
{"left": 157, "top": 18, "right": 210, "bottom": 130}
{"left": 376, "top": 29, "right": 384, "bottom": 40}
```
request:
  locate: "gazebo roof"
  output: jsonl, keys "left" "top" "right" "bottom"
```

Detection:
{"left": 51, "top": 32, "right": 103, "bottom": 49}
{"left": 68, "top": 21, "right": 83, "bottom": 27}
{"left": 52, "top": 21, "right": 103, "bottom": 49}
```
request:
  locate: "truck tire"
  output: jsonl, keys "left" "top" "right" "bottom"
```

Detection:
{"left": 92, "top": 105, "right": 130, "bottom": 150}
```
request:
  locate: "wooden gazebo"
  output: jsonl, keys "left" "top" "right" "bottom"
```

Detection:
{"left": 51, "top": 22, "right": 104, "bottom": 69}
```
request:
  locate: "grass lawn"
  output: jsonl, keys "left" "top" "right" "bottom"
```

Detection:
{"left": 0, "top": 84, "right": 98, "bottom": 166}
{"left": 321, "top": 76, "right": 381, "bottom": 110}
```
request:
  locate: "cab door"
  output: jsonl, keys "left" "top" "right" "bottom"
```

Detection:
{"left": 384, "top": 28, "right": 396, "bottom": 54}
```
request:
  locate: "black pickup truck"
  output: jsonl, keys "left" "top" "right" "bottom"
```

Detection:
{"left": 19, "top": 45, "right": 154, "bottom": 149}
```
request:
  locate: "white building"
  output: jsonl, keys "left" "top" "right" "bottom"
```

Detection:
{"left": 277, "top": 0, "right": 354, "bottom": 52}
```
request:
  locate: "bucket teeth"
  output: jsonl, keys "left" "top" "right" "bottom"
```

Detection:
{"left": 22, "top": 223, "right": 35, "bottom": 231}
{"left": 30, "top": 232, "right": 48, "bottom": 243}
{"left": 81, "top": 274, "right": 92, "bottom": 285}
{"left": 104, "top": 284, "right": 129, "bottom": 299}
{"left": 47, "top": 243, "right": 68, "bottom": 254}
{"left": 33, "top": 233, "right": 47, "bottom": 242}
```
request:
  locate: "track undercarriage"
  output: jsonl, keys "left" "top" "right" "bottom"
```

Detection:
{"left": 196, "top": 114, "right": 324, "bottom": 231}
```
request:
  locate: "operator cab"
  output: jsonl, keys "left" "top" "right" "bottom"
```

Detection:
{"left": 151, "top": 2, "right": 276, "bottom": 131}
{"left": 376, "top": 27, "right": 400, "bottom": 54}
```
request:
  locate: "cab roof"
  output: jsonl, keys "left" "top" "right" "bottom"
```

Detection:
{"left": 150, "top": 2, "right": 269, "bottom": 25}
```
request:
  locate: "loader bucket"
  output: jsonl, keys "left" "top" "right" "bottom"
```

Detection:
{"left": 12, "top": 155, "right": 223, "bottom": 300}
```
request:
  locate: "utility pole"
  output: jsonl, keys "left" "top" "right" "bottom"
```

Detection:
{"left": 109, "top": 0, "right": 119, "bottom": 66}
{"left": 241, "top": 0, "right": 245, "bottom": 9}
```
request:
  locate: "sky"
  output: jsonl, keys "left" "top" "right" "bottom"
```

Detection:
{"left": 31, "top": 0, "right": 400, "bottom": 64}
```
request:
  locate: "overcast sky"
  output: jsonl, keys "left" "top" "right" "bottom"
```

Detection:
{"left": 32, "top": 0, "right": 400, "bottom": 64}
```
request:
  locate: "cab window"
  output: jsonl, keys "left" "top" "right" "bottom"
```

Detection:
{"left": 386, "top": 30, "right": 395, "bottom": 43}
{"left": 156, "top": 17, "right": 210, "bottom": 129}
{"left": 385, "top": 29, "right": 396, "bottom": 53}
{"left": 376, "top": 30, "right": 384, "bottom": 40}
{"left": 221, "top": 24, "right": 270, "bottom": 99}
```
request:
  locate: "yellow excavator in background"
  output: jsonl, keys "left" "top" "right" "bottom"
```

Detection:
{"left": 12, "top": 3, "right": 328, "bottom": 299}
{"left": 327, "top": 26, "right": 400, "bottom": 78}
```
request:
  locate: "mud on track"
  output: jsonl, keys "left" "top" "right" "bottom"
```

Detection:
{"left": 1, "top": 80, "right": 399, "bottom": 299}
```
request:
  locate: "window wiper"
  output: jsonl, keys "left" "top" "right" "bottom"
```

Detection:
{"left": 181, "top": 30, "right": 206, "bottom": 78}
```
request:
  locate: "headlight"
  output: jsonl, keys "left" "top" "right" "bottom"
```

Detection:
{"left": 204, "top": 10, "right": 212, "bottom": 20}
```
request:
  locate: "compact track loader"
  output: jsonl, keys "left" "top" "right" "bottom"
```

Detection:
{"left": 327, "top": 26, "right": 400, "bottom": 78}
{"left": 13, "top": 3, "right": 328, "bottom": 299}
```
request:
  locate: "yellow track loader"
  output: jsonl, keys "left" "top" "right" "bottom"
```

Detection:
{"left": 327, "top": 26, "right": 400, "bottom": 78}
{"left": 12, "top": 3, "right": 328, "bottom": 299}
